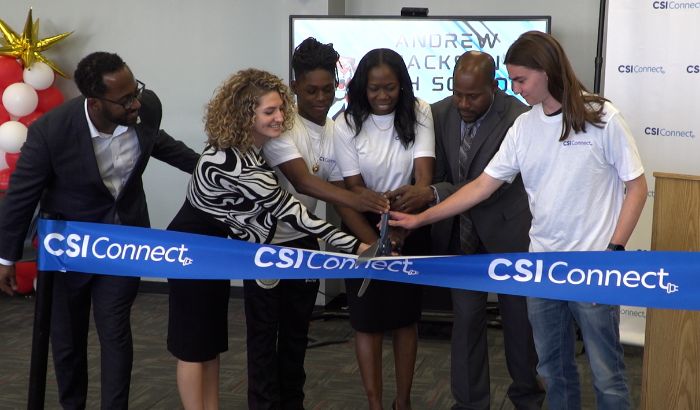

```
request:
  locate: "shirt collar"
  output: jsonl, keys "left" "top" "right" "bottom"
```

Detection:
{"left": 84, "top": 99, "right": 131, "bottom": 139}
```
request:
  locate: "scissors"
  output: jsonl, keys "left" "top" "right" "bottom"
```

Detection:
{"left": 354, "top": 212, "right": 392, "bottom": 297}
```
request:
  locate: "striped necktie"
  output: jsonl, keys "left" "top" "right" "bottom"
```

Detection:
{"left": 458, "top": 122, "right": 479, "bottom": 253}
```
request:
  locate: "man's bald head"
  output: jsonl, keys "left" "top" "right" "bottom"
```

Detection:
{"left": 454, "top": 51, "right": 496, "bottom": 86}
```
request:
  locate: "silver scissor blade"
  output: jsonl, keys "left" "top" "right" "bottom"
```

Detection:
{"left": 357, "top": 277, "right": 371, "bottom": 297}
{"left": 355, "top": 213, "right": 391, "bottom": 297}
{"left": 355, "top": 239, "right": 380, "bottom": 266}
{"left": 355, "top": 239, "right": 379, "bottom": 297}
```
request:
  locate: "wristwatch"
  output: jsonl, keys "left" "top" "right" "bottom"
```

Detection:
{"left": 429, "top": 185, "right": 439, "bottom": 205}
{"left": 606, "top": 243, "right": 625, "bottom": 251}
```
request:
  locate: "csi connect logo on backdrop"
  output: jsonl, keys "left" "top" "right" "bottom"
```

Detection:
{"left": 617, "top": 64, "right": 666, "bottom": 74}
{"left": 488, "top": 257, "right": 679, "bottom": 295}
{"left": 43, "top": 233, "right": 194, "bottom": 267}
{"left": 644, "top": 126, "right": 695, "bottom": 138}
{"left": 652, "top": 0, "right": 700, "bottom": 9}
{"left": 254, "top": 246, "right": 419, "bottom": 276}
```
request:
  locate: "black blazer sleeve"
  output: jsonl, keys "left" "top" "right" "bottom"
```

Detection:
{"left": 137, "top": 89, "right": 199, "bottom": 173}
{"left": 152, "top": 129, "right": 199, "bottom": 174}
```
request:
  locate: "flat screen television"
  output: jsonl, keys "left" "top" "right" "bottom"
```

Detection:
{"left": 290, "top": 15, "right": 551, "bottom": 117}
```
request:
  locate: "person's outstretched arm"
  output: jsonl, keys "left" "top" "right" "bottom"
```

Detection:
{"left": 390, "top": 172, "right": 504, "bottom": 230}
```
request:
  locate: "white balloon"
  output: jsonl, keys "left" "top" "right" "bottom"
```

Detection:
{"left": 2, "top": 83, "right": 39, "bottom": 117}
{"left": 23, "top": 62, "right": 55, "bottom": 90}
{"left": 0, "top": 149, "right": 7, "bottom": 170}
{"left": 0, "top": 121, "right": 28, "bottom": 153}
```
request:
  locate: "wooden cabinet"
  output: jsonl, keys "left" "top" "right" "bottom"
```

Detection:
{"left": 641, "top": 173, "right": 700, "bottom": 410}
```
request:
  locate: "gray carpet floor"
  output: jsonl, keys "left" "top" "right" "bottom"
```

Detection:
{"left": 0, "top": 289, "right": 642, "bottom": 409}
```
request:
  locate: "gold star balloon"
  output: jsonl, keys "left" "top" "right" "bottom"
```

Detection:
{"left": 0, "top": 8, "right": 73, "bottom": 77}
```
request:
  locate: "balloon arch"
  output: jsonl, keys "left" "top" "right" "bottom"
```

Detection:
{"left": 1, "top": 9, "right": 72, "bottom": 293}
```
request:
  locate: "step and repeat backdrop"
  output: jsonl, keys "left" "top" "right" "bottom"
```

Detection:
{"left": 604, "top": 0, "right": 700, "bottom": 345}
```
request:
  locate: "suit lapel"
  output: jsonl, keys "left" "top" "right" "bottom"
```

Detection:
{"left": 446, "top": 105, "right": 462, "bottom": 182}
{"left": 75, "top": 104, "right": 114, "bottom": 197}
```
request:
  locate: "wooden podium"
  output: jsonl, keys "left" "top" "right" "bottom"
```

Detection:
{"left": 641, "top": 172, "right": 700, "bottom": 409}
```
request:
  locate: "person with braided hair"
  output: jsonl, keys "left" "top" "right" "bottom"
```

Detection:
{"left": 257, "top": 37, "right": 388, "bottom": 409}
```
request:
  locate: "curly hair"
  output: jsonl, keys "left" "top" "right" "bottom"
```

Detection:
{"left": 74, "top": 52, "right": 127, "bottom": 97}
{"left": 344, "top": 48, "right": 418, "bottom": 149}
{"left": 292, "top": 37, "right": 340, "bottom": 83}
{"left": 505, "top": 31, "right": 608, "bottom": 141}
{"left": 204, "top": 68, "right": 295, "bottom": 151}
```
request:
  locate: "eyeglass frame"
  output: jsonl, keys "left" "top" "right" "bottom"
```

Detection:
{"left": 94, "top": 80, "right": 145, "bottom": 110}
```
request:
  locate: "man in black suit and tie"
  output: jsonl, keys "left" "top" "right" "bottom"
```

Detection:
{"left": 0, "top": 52, "right": 198, "bottom": 409}
{"left": 430, "top": 51, "right": 544, "bottom": 409}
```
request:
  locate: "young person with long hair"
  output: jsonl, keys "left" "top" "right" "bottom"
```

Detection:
{"left": 334, "top": 48, "right": 435, "bottom": 410}
{"left": 390, "top": 31, "right": 647, "bottom": 410}
{"left": 166, "top": 68, "right": 369, "bottom": 410}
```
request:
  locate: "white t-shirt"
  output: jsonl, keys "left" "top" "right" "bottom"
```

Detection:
{"left": 263, "top": 113, "right": 341, "bottom": 244}
{"left": 333, "top": 98, "right": 435, "bottom": 193}
{"left": 485, "top": 102, "right": 644, "bottom": 252}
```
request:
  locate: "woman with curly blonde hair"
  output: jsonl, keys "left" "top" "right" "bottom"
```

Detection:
{"left": 166, "top": 68, "right": 369, "bottom": 409}
{"left": 204, "top": 68, "right": 295, "bottom": 151}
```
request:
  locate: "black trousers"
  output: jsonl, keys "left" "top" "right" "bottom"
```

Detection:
{"left": 450, "top": 288, "right": 544, "bottom": 410}
{"left": 243, "top": 236, "right": 320, "bottom": 410}
{"left": 50, "top": 271, "right": 140, "bottom": 410}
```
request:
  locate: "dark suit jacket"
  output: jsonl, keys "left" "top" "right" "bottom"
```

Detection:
{"left": 431, "top": 89, "right": 531, "bottom": 254}
{"left": 0, "top": 89, "right": 199, "bottom": 261}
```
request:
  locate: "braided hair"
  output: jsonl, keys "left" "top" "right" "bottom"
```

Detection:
{"left": 292, "top": 37, "right": 340, "bottom": 83}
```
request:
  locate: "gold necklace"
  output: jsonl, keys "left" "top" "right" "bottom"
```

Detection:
{"left": 299, "top": 117, "right": 323, "bottom": 174}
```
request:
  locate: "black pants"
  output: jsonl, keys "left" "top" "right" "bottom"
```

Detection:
{"left": 450, "top": 289, "right": 544, "bottom": 410}
{"left": 50, "top": 271, "right": 140, "bottom": 410}
{"left": 243, "top": 236, "right": 320, "bottom": 410}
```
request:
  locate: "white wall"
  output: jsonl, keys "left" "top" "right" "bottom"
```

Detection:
{"left": 4, "top": 0, "right": 331, "bottom": 228}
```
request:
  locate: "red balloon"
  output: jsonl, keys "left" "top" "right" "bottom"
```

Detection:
{"left": 0, "top": 168, "right": 11, "bottom": 190}
{"left": 36, "top": 86, "right": 64, "bottom": 113}
{"left": 19, "top": 110, "right": 43, "bottom": 127}
{"left": 15, "top": 261, "right": 37, "bottom": 295}
{"left": 5, "top": 152, "right": 20, "bottom": 170}
{"left": 0, "top": 104, "right": 9, "bottom": 124}
{"left": 0, "top": 56, "right": 23, "bottom": 92}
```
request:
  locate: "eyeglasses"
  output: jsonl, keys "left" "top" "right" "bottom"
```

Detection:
{"left": 96, "top": 80, "right": 145, "bottom": 110}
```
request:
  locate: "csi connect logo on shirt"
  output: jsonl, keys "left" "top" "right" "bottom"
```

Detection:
{"left": 43, "top": 233, "right": 194, "bottom": 267}
{"left": 644, "top": 127, "right": 695, "bottom": 138}
{"left": 617, "top": 64, "right": 666, "bottom": 74}
{"left": 254, "top": 246, "right": 419, "bottom": 276}
{"left": 562, "top": 140, "right": 593, "bottom": 147}
{"left": 488, "top": 257, "right": 679, "bottom": 295}
{"left": 652, "top": 0, "right": 700, "bottom": 9}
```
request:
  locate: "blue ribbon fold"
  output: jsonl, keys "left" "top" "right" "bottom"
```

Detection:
{"left": 37, "top": 219, "right": 699, "bottom": 310}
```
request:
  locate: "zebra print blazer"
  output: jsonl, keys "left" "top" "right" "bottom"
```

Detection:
{"left": 185, "top": 145, "right": 359, "bottom": 253}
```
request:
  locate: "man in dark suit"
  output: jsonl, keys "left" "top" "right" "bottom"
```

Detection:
{"left": 0, "top": 52, "right": 198, "bottom": 409}
{"left": 431, "top": 51, "right": 544, "bottom": 409}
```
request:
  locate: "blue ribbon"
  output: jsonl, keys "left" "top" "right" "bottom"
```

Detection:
{"left": 37, "top": 219, "right": 699, "bottom": 310}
